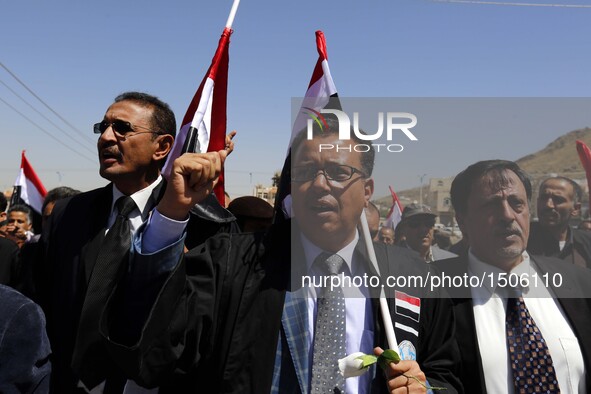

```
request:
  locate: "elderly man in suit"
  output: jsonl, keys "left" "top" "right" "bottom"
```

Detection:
{"left": 435, "top": 160, "right": 591, "bottom": 393}
{"left": 41, "top": 92, "right": 175, "bottom": 393}
{"left": 101, "top": 115, "right": 461, "bottom": 393}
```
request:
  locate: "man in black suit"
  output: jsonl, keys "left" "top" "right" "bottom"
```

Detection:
{"left": 435, "top": 160, "right": 591, "bottom": 393}
{"left": 41, "top": 91, "right": 176, "bottom": 393}
{"left": 101, "top": 117, "right": 461, "bottom": 393}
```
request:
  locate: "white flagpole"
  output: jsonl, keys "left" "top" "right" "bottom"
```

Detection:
{"left": 359, "top": 210, "right": 400, "bottom": 356}
{"left": 225, "top": 0, "right": 241, "bottom": 29}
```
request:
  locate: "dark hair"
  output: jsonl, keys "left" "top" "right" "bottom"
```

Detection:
{"left": 42, "top": 186, "right": 81, "bottom": 213}
{"left": 451, "top": 160, "right": 532, "bottom": 214}
{"left": 539, "top": 176, "right": 583, "bottom": 205}
{"left": 290, "top": 114, "right": 376, "bottom": 177}
{"left": 0, "top": 193, "right": 7, "bottom": 213}
{"left": 7, "top": 204, "right": 33, "bottom": 224}
{"left": 114, "top": 92, "right": 176, "bottom": 139}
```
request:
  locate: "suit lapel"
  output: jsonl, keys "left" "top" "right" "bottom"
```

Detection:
{"left": 82, "top": 185, "right": 112, "bottom": 284}
{"left": 281, "top": 289, "right": 310, "bottom": 393}
{"left": 533, "top": 256, "right": 591, "bottom": 392}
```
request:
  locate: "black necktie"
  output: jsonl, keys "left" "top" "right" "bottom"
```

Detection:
{"left": 72, "top": 196, "right": 136, "bottom": 389}
{"left": 505, "top": 295, "right": 560, "bottom": 394}
{"left": 310, "top": 253, "right": 346, "bottom": 394}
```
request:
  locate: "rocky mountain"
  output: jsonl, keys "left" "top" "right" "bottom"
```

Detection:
{"left": 374, "top": 128, "right": 591, "bottom": 209}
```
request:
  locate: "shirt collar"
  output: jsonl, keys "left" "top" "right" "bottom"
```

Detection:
{"left": 468, "top": 248, "right": 532, "bottom": 297}
{"left": 111, "top": 175, "right": 162, "bottom": 219}
{"left": 300, "top": 230, "right": 359, "bottom": 275}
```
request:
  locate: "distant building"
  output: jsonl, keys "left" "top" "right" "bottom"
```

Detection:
{"left": 427, "top": 177, "right": 455, "bottom": 226}
{"left": 253, "top": 184, "right": 277, "bottom": 206}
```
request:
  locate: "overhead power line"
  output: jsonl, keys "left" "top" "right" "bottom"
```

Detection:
{"left": 0, "top": 61, "right": 96, "bottom": 145}
{"left": 0, "top": 78, "right": 96, "bottom": 157}
{"left": 0, "top": 95, "right": 96, "bottom": 164}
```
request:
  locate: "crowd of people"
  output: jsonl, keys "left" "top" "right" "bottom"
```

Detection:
{"left": 0, "top": 91, "right": 590, "bottom": 393}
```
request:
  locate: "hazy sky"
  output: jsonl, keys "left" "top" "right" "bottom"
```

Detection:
{"left": 2, "top": 0, "right": 591, "bottom": 198}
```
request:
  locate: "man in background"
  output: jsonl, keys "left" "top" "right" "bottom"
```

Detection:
{"left": 398, "top": 203, "right": 456, "bottom": 262}
{"left": 529, "top": 176, "right": 591, "bottom": 267}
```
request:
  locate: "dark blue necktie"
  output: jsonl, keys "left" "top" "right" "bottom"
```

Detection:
{"left": 506, "top": 295, "right": 560, "bottom": 394}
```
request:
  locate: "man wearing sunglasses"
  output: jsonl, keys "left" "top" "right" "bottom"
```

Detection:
{"left": 100, "top": 115, "right": 461, "bottom": 393}
{"left": 40, "top": 92, "right": 175, "bottom": 393}
{"left": 398, "top": 203, "right": 456, "bottom": 263}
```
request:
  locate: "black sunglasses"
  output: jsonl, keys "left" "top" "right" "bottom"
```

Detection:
{"left": 407, "top": 218, "right": 436, "bottom": 229}
{"left": 93, "top": 119, "right": 161, "bottom": 137}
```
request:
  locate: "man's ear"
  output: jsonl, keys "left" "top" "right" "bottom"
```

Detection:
{"left": 571, "top": 201, "right": 582, "bottom": 218}
{"left": 364, "top": 178, "right": 374, "bottom": 207}
{"left": 153, "top": 134, "right": 174, "bottom": 162}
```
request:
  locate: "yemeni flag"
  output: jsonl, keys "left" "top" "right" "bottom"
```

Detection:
{"left": 274, "top": 30, "right": 339, "bottom": 221}
{"left": 162, "top": 27, "right": 232, "bottom": 204}
{"left": 576, "top": 140, "right": 591, "bottom": 210}
{"left": 383, "top": 186, "right": 404, "bottom": 231}
{"left": 394, "top": 290, "right": 421, "bottom": 323}
{"left": 11, "top": 150, "right": 47, "bottom": 214}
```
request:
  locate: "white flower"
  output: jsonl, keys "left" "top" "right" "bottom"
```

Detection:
{"left": 338, "top": 352, "right": 373, "bottom": 378}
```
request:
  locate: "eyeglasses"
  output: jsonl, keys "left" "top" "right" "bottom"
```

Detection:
{"left": 407, "top": 219, "right": 436, "bottom": 229}
{"left": 291, "top": 164, "right": 367, "bottom": 183}
{"left": 93, "top": 120, "right": 162, "bottom": 139}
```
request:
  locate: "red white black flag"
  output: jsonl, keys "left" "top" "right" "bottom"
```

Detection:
{"left": 274, "top": 30, "right": 339, "bottom": 221}
{"left": 163, "top": 28, "right": 232, "bottom": 204}
{"left": 12, "top": 150, "right": 47, "bottom": 214}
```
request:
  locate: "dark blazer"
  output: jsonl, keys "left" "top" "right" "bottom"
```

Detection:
{"left": 434, "top": 254, "right": 591, "bottom": 393}
{"left": 0, "top": 237, "right": 19, "bottom": 287}
{"left": 528, "top": 221, "right": 591, "bottom": 268}
{"left": 0, "top": 284, "right": 51, "bottom": 393}
{"left": 103, "top": 220, "right": 461, "bottom": 393}
{"left": 41, "top": 182, "right": 165, "bottom": 393}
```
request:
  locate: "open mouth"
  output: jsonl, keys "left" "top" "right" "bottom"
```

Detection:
{"left": 308, "top": 199, "right": 337, "bottom": 214}
{"left": 100, "top": 148, "right": 122, "bottom": 163}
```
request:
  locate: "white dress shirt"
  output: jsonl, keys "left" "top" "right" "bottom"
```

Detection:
{"left": 300, "top": 232, "right": 375, "bottom": 394}
{"left": 469, "top": 249, "right": 585, "bottom": 394}
{"left": 108, "top": 175, "right": 163, "bottom": 234}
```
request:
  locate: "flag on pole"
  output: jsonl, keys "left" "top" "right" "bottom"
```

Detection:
{"left": 11, "top": 150, "right": 47, "bottom": 214}
{"left": 162, "top": 27, "right": 232, "bottom": 204}
{"left": 274, "top": 30, "right": 339, "bottom": 221}
{"left": 383, "top": 186, "right": 404, "bottom": 231}
{"left": 576, "top": 140, "right": 591, "bottom": 209}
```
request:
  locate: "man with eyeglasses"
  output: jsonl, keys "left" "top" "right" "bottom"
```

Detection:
{"left": 40, "top": 92, "right": 175, "bottom": 393}
{"left": 398, "top": 203, "right": 456, "bottom": 263}
{"left": 99, "top": 115, "right": 461, "bottom": 393}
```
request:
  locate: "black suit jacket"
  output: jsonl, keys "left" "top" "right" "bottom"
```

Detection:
{"left": 434, "top": 254, "right": 591, "bottom": 393}
{"left": 0, "top": 284, "right": 51, "bottom": 393}
{"left": 0, "top": 237, "right": 20, "bottom": 286}
{"left": 103, "top": 220, "right": 461, "bottom": 393}
{"left": 41, "top": 181, "right": 165, "bottom": 393}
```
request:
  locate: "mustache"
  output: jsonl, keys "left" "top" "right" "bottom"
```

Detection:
{"left": 99, "top": 145, "right": 122, "bottom": 160}
{"left": 494, "top": 224, "right": 523, "bottom": 237}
